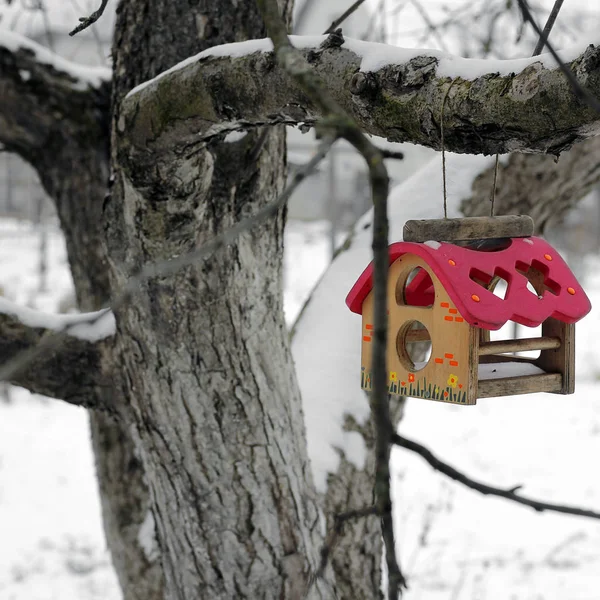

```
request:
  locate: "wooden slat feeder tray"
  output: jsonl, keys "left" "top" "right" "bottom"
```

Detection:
{"left": 346, "top": 216, "right": 591, "bottom": 405}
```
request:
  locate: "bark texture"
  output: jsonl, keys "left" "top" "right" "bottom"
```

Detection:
{"left": 0, "top": 311, "right": 113, "bottom": 409}
{"left": 106, "top": 1, "right": 328, "bottom": 598}
{"left": 0, "top": 26, "right": 163, "bottom": 600}
{"left": 122, "top": 36, "right": 600, "bottom": 157}
{"left": 463, "top": 136, "right": 600, "bottom": 230}
{"left": 3, "top": 3, "right": 600, "bottom": 600}
{"left": 322, "top": 396, "right": 406, "bottom": 600}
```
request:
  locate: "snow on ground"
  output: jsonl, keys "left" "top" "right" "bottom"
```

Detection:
{"left": 2, "top": 199, "right": 600, "bottom": 599}
{"left": 0, "top": 221, "right": 120, "bottom": 600}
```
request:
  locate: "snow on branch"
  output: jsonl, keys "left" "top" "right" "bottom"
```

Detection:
{"left": 0, "top": 28, "right": 111, "bottom": 89}
{"left": 0, "top": 27, "right": 110, "bottom": 161}
{"left": 121, "top": 32, "right": 600, "bottom": 158}
{"left": 255, "top": 3, "right": 403, "bottom": 595}
{"left": 0, "top": 298, "right": 115, "bottom": 411}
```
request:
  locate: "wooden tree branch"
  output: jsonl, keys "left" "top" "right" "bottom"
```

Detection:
{"left": 306, "top": 505, "right": 379, "bottom": 595}
{"left": 255, "top": 4, "right": 404, "bottom": 596}
{"left": 0, "top": 134, "right": 335, "bottom": 386}
{"left": 0, "top": 29, "right": 111, "bottom": 305}
{"left": 0, "top": 29, "right": 110, "bottom": 165}
{"left": 392, "top": 432, "right": 600, "bottom": 520}
{"left": 0, "top": 305, "right": 115, "bottom": 411}
{"left": 324, "top": 0, "right": 367, "bottom": 34}
{"left": 121, "top": 33, "right": 600, "bottom": 163}
{"left": 69, "top": 0, "right": 111, "bottom": 36}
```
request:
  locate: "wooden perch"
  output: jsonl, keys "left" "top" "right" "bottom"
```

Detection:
{"left": 403, "top": 216, "right": 534, "bottom": 242}
{"left": 479, "top": 336, "right": 561, "bottom": 356}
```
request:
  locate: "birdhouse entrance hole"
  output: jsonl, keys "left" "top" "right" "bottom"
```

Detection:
{"left": 396, "top": 320, "right": 432, "bottom": 371}
{"left": 396, "top": 267, "right": 434, "bottom": 307}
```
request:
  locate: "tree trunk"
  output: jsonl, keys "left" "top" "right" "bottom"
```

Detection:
{"left": 31, "top": 99, "right": 165, "bottom": 600}
{"left": 104, "top": 1, "right": 330, "bottom": 598}
{"left": 4, "top": 2, "right": 600, "bottom": 599}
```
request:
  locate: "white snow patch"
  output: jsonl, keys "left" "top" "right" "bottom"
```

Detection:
{"left": 0, "top": 297, "right": 115, "bottom": 342}
{"left": 0, "top": 28, "right": 111, "bottom": 89}
{"left": 18, "top": 69, "right": 31, "bottom": 81}
{"left": 137, "top": 510, "right": 160, "bottom": 562}
{"left": 423, "top": 240, "right": 441, "bottom": 249}
{"left": 125, "top": 33, "right": 599, "bottom": 102}
{"left": 224, "top": 131, "right": 248, "bottom": 143}
{"left": 343, "top": 36, "right": 600, "bottom": 80}
{"left": 127, "top": 35, "right": 327, "bottom": 98}
{"left": 479, "top": 361, "right": 545, "bottom": 380}
{"left": 293, "top": 153, "right": 496, "bottom": 491}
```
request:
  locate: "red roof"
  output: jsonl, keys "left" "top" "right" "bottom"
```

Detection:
{"left": 346, "top": 237, "right": 591, "bottom": 330}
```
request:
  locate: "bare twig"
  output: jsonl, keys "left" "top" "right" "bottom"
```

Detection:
{"left": 0, "top": 135, "right": 335, "bottom": 384}
{"left": 532, "top": 0, "right": 565, "bottom": 56}
{"left": 392, "top": 432, "right": 600, "bottom": 520}
{"left": 324, "top": 0, "right": 367, "bottom": 34}
{"left": 305, "top": 505, "right": 378, "bottom": 596}
{"left": 256, "top": 1, "right": 404, "bottom": 596}
{"left": 517, "top": 0, "right": 600, "bottom": 114}
{"left": 69, "top": 0, "right": 110, "bottom": 36}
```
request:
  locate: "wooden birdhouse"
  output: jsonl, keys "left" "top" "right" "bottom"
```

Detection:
{"left": 346, "top": 216, "right": 591, "bottom": 405}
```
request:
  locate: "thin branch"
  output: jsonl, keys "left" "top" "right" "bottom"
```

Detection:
{"left": 69, "top": 0, "right": 110, "bottom": 36}
{"left": 392, "top": 432, "right": 600, "bottom": 520}
{"left": 323, "top": 0, "right": 367, "bottom": 34}
{"left": 0, "top": 135, "right": 336, "bottom": 384}
{"left": 256, "top": 2, "right": 403, "bottom": 596}
{"left": 532, "top": 0, "right": 565, "bottom": 56}
{"left": 305, "top": 505, "right": 379, "bottom": 596}
{"left": 518, "top": 0, "right": 600, "bottom": 114}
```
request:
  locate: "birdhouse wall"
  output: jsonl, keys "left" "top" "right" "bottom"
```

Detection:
{"left": 360, "top": 254, "right": 479, "bottom": 405}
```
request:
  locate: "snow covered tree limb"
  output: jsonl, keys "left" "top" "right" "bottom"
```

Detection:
{"left": 0, "top": 29, "right": 110, "bottom": 165}
{"left": 0, "top": 29, "right": 111, "bottom": 306}
{"left": 0, "top": 309, "right": 115, "bottom": 411}
{"left": 121, "top": 33, "right": 600, "bottom": 163}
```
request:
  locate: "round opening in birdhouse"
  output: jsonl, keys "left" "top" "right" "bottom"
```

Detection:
{"left": 396, "top": 267, "right": 434, "bottom": 307}
{"left": 396, "top": 320, "right": 432, "bottom": 371}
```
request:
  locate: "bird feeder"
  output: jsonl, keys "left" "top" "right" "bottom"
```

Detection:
{"left": 346, "top": 216, "right": 591, "bottom": 405}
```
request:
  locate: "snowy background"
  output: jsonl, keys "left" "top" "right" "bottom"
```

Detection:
{"left": 2, "top": 0, "right": 600, "bottom": 598}
{"left": 2, "top": 203, "right": 600, "bottom": 599}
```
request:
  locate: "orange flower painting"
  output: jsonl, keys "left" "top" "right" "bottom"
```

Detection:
{"left": 447, "top": 374, "right": 458, "bottom": 388}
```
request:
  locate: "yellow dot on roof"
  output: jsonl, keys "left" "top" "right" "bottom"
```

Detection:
{"left": 567, "top": 287, "right": 576, "bottom": 295}
{"left": 471, "top": 294, "right": 480, "bottom": 302}
{"left": 544, "top": 253, "right": 553, "bottom": 261}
